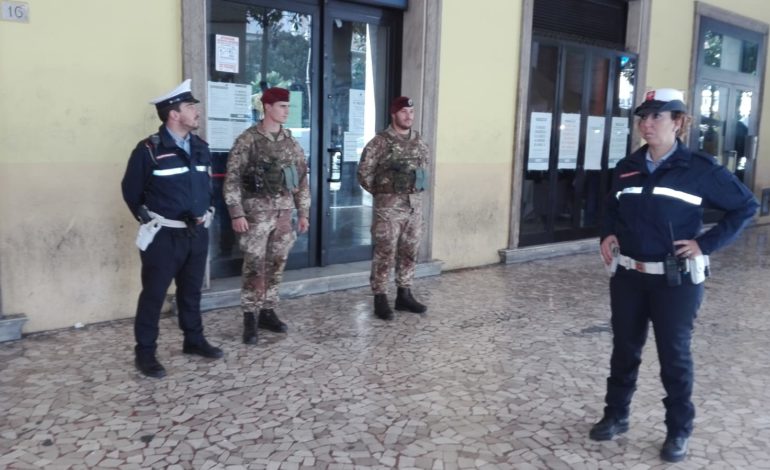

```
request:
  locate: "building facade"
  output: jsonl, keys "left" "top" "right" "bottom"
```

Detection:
{"left": 1, "top": 0, "right": 768, "bottom": 333}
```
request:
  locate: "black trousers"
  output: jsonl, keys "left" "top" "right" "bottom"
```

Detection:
{"left": 134, "top": 226, "right": 209, "bottom": 356}
{"left": 603, "top": 266, "right": 704, "bottom": 438}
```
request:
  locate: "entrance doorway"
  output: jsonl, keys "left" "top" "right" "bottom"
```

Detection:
{"left": 206, "top": 0, "right": 401, "bottom": 278}
{"left": 691, "top": 15, "right": 765, "bottom": 223}
{"left": 692, "top": 16, "right": 764, "bottom": 187}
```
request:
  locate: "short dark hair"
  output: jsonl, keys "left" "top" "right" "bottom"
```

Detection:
{"left": 157, "top": 102, "right": 182, "bottom": 122}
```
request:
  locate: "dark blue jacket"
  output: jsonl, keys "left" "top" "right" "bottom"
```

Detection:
{"left": 601, "top": 140, "right": 758, "bottom": 261}
{"left": 122, "top": 126, "right": 212, "bottom": 221}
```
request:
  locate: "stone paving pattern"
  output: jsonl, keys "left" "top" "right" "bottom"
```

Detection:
{"left": 2, "top": 225, "right": 770, "bottom": 469}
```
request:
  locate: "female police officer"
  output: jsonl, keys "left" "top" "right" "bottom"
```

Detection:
{"left": 590, "top": 89, "right": 758, "bottom": 462}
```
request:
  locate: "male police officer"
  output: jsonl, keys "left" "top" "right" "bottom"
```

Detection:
{"left": 357, "top": 96, "right": 430, "bottom": 320}
{"left": 223, "top": 87, "right": 310, "bottom": 344}
{"left": 122, "top": 79, "right": 224, "bottom": 379}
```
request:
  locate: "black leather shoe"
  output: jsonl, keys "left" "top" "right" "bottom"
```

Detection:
{"left": 589, "top": 415, "right": 629, "bottom": 441}
{"left": 395, "top": 287, "right": 427, "bottom": 313}
{"left": 183, "top": 340, "right": 224, "bottom": 359}
{"left": 243, "top": 312, "right": 258, "bottom": 344}
{"left": 135, "top": 355, "right": 166, "bottom": 379}
{"left": 660, "top": 435, "right": 689, "bottom": 463}
{"left": 374, "top": 294, "right": 394, "bottom": 320}
{"left": 258, "top": 308, "right": 288, "bottom": 333}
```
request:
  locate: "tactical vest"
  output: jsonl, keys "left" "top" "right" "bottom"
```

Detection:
{"left": 373, "top": 131, "right": 430, "bottom": 194}
{"left": 241, "top": 131, "right": 301, "bottom": 197}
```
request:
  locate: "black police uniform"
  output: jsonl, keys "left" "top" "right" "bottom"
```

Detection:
{"left": 600, "top": 139, "right": 758, "bottom": 439}
{"left": 121, "top": 125, "right": 212, "bottom": 358}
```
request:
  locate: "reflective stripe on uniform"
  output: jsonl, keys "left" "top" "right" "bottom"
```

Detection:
{"left": 195, "top": 165, "right": 209, "bottom": 172}
{"left": 616, "top": 186, "right": 701, "bottom": 206}
{"left": 653, "top": 187, "right": 702, "bottom": 206}
{"left": 616, "top": 187, "right": 643, "bottom": 199}
{"left": 153, "top": 167, "right": 189, "bottom": 176}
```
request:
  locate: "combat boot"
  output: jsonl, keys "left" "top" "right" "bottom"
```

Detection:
{"left": 395, "top": 287, "right": 427, "bottom": 313}
{"left": 374, "top": 294, "right": 394, "bottom": 320}
{"left": 243, "top": 312, "right": 258, "bottom": 344}
{"left": 258, "top": 308, "right": 288, "bottom": 333}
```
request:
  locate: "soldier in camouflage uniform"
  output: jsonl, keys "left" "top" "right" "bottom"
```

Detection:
{"left": 357, "top": 96, "right": 430, "bottom": 320}
{"left": 223, "top": 87, "right": 310, "bottom": 344}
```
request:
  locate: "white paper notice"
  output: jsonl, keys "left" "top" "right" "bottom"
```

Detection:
{"left": 528, "top": 112, "right": 552, "bottom": 171}
{"left": 584, "top": 116, "right": 606, "bottom": 170}
{"left": 608, "top": 117, "right": 629, "bottom": 168}
{"left": 215, "top": 35, "right": 239, "bottom": 73}
{"left": 207, "top": 82, "right": 252, "bottom": 152}
{"left": 343, "top": 132, "right": 365, "bottom": 162}
{"left": 558, "top": 113, "right": 580, "bottom": 169}
{"left": 349, "top": 89, "right": 365, "bottom": 135}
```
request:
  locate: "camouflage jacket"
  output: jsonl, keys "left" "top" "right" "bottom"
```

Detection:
{"left": 357, "top": 125, "right": 430, "bottom": 209}
{"left": 224, "top": 123, "right": 310, "bottom": 219}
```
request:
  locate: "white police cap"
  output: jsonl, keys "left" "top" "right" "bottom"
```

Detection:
{"left": 149, "top": 79, "right": 200, "bottom": 110}
{"left": 634, "top": 88, "right": 687, "bottom": 116}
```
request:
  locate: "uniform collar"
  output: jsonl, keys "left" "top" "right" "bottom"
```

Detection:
{"left": 629, "top": 139, "right": 691, "bottom": 172}
{"left": 256, "top": 121, "right": 286, "bottom": 141}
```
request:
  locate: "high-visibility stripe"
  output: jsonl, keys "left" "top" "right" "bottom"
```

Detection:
{"left": 615, "top": 187, "right": 643, "bottom": 199}
{"left": 615, "top": 185, "right": 702, "bottom": 206}
{"left": 653, "top": 187, "right": 702, "bottom": 206}
{"left": 156, "top": 153, "right": 176, "bottom": 160}
{"left": 153, "top": 167, "right": 189, "bottom": 176}
{"left": 195, "top": 165, "right": 209, "bottom": 172}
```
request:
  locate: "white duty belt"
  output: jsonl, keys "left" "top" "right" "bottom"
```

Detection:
{"left": 617, "top": 255, "right": 665, "bottom": 275}
{"left": 616, "top": 254, "right": 710, "bottom": 280}
{"left": 135, "top": 208, "right": 215, "bottom": 251}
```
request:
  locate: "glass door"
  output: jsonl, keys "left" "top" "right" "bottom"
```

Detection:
{"left": 692, "top": 16, "right": 765, "bottom": 223}
{"left": 520, "top": 38, "right": 635, "bottom": 246}
{"left": 320, "top": 3, "right": 399, "bottom": 265}
{"left": 207, "top": 1, "right": 318, "bottom": 277}
{"left": 207, "top": 0, "right": 402, "bottom": 277}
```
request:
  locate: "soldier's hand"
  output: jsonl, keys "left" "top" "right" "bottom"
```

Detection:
{"left": 297, "top": 216, "right": 309, "bottom": 234}
{"left": 232, "top": 216, "right": 249, "bottom": 233}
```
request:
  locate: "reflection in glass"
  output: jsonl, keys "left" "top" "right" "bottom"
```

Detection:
{"left": 703, "top": 30, "right": 758, "bottom": 74}
{"left": 616, "top": 56, "right": 635, "bottom": 116}
{"left": 521, "top": 43, "right": 558, "bottom": 236}
{"left": 697, "top": 84, "right": 726, "bottom": 157}
{"left": 553, "top": 51, "right": 585, "bottom": 232}
{"left": 328, "top": 20, "right": 389, "bottom": 254}
{"left": 208, "top": 4, "right": 313, "bottom": 277}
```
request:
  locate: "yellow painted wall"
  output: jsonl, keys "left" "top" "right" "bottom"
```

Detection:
{"left": 0, "top": 0, "right": 181, "bottom": 331}
{"left": 647, "top": 0, "right": 770, "bottom": 222}
{"left": 433, "top": 0, "right": 520, "bottom": 269}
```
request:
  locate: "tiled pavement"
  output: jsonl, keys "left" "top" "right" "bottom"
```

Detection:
{"left": 2, "top": 225, "right": 770, "bottom": 469}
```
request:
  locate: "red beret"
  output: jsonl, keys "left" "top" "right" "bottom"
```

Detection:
{"left": 389, "top": 96, "right": 414, "bottom": 114}
{"left": 261, "top": 87, "right": 290, "bottom": 105}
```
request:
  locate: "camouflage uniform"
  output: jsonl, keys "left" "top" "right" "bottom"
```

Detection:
{"left": 223, "top": 124, "right": 310, "bottom": 312}
{"left": 358, "top": 125, "right": 430, "bottom": 294}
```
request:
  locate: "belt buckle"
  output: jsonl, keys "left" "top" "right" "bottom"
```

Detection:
{"left": 634, "top": 261, "right": 645, "bottom": 273}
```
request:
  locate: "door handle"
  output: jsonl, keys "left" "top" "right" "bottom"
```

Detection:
{"left": 327, "top": 146, "right": 342, "bottom": 183}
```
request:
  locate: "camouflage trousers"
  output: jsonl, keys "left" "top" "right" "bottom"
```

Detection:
{"left": 370, "top": 206, "right": 422, "bottom": 294}
{"left": 238, "top": 209, "right": 296, "bottom": 312}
